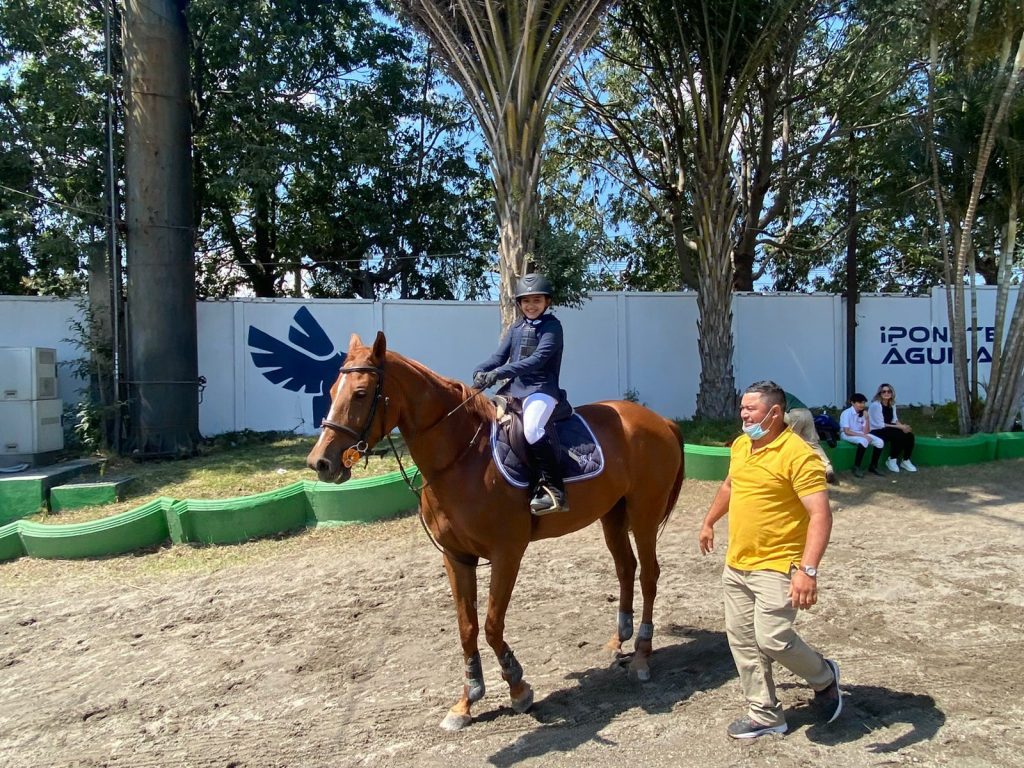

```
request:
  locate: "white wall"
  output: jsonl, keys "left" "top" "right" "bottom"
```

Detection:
{"left": 855, "top": 287, "right": 1015, "bottom": 405}
{"left": 0, "top": 297, "right": 86, "bottom": 404}
{"left": 2, "top": 286, "right": 1019, "bottom": 435}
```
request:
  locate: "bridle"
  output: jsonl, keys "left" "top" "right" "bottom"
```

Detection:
{"left": 317, "top": 359, "right": 488, "bottom": 567}
{"left": 320, "top": 364, "right": 386, "bottom": 465}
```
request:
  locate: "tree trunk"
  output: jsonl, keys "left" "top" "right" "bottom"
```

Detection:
{"left": 122, "top": 0, "right": 200, "bottom": 456}
{"left": 694, "top": 159, "right": 738, "bottom": 420}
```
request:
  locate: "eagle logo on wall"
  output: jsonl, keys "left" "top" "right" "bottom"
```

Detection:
{"left": 248, "top": 307, "right": 345, "bottom": 430}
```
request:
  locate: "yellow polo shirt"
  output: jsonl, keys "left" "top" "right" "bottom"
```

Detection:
{"left": 726, "top": 428, "right": 827, "bottom": 574}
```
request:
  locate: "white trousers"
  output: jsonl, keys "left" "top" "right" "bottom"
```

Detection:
{"left": 522, "top": 393, "right": 557, "bottom": 444}
{"left": 841, "top": 433, "right": 884, "bottom": 449}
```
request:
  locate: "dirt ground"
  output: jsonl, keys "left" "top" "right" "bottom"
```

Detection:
{"left": 1, "top": 460, "right": 1022, "bottom": 768}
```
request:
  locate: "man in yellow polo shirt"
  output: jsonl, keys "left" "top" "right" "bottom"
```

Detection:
{"left": 699, "top": 380, "right": 842, "bottom": 738}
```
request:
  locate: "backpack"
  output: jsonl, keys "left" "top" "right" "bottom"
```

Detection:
{"left": 813, "top": 413, "right": 841, "bottom": 448}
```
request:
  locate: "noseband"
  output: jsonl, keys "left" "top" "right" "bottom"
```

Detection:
{"left": 320, "top": 364, "right": 386, "bottom": 460}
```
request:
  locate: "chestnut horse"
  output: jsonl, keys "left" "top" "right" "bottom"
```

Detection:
{"left": 307, "top": 332, "right": 685, "bottom": 731}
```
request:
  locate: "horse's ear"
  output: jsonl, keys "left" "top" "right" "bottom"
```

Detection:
{"left": 371, "top": 331, "right": 387, "bottom": 362}
{"left": 348, "top": 333, "right": 363, "bottom": 353}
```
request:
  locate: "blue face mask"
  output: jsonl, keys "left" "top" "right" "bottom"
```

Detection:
{"left": 742, "top": 408, "right": 777, "bottom": 440}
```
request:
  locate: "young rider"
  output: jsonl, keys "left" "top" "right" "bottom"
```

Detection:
{"left": 473, "top": 273, "right": 569, "bottom": 515}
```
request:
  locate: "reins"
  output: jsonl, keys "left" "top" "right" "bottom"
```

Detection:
{"left": 320, "top": 364, "right": 489, "bottom": 567}
{"left": 386, "top": 388, "right": 489, "bottom": 568}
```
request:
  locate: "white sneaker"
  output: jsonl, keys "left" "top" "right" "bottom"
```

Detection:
{"left": 885, "top": 457, "right": 899, "bottom": 473}
{"left": 900, "top": 459, "right": 917, "bottom": 472}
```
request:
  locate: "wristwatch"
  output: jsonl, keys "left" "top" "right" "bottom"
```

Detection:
{"left": 799, "top": 565, "right": 818, "bottom": 578}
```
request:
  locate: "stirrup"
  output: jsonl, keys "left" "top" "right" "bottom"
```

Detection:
{"left": 530, "top": 486, "right": 568, "bottom": 516}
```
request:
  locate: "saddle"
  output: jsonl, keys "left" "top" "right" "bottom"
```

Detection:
{"left": 489, "top": 395, "right": 605, "bottom": 489}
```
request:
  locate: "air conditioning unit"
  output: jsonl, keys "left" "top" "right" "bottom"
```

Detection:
{"left": 0, "top": 398, "right": 64, "bottom": 456}
{"left": 0, "top": 347, "right": 59, "bottom": 401}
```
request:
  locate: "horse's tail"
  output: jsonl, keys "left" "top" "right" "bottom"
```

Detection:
{"left": 658, "top": 419, "right": 686, "bottom": 534}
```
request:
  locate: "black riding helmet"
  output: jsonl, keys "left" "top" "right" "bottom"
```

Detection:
{"left": 514, "top": 273, "right": 554, "bottom": 300}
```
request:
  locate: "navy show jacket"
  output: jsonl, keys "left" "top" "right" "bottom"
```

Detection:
{"left": 475, "top": 312, "right": 564, "bottom": 400}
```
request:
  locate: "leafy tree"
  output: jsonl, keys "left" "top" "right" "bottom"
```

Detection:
{"left": 566, "top": 0, "right": 813, "bottom": 418}
{"left": 0, "top": 0, "right": 110, "bottom": 296}
{"left": 921, "top": 0, "right": 1024, "bottom": 432}
{"left": 188, "top": 0, "right": 491, "bottom": 300}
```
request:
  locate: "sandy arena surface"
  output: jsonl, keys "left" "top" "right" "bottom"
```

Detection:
{"left": 1, "top": 460, "right": 1022, "bottom": 767}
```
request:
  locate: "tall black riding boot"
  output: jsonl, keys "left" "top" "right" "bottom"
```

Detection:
{"left": 528, "top": 433, "right": 569, "bottom": 515}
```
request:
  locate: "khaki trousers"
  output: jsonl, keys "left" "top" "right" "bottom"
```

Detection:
{"left": 785, "top": 408, "right": 834, "bottom": 474}
{"left": 722, "top": 566, "right": 833, "bottom": 726}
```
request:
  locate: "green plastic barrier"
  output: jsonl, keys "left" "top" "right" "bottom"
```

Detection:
{"left": 17, "top": 503, "right": 170, "bottom": 560}
{"left": 683, "top": 444, "right": 731, "bottom": 481}
{"left": 305, "top": 471, "right": 420, "bottom": 526}
{"left": 1, "top": 436, "right": 1020, "bottom": 565}
{"left": 912, "top": 434, "right": 998, "bottom": 466}
{"left": 50, "top": 478, "right": 133, "bottom": 512}
{"left": 824, "top": 442, "right": 857, "bottom": 470}
{"left": 0, "top": 479, "right": 46, "bottom": 526}
{"left": 176, "top": 482, "right": 310, "bottom": 545}
{"left": 0, "top": 470, "right": 424, "bottom": 563}
{"left": 0, "top": 522, "right": 25, "bottom": 561}
{"left": 996, "top": 432, "right": 1024, "bottom": 460}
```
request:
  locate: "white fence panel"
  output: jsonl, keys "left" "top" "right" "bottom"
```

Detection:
{"left": 1, "top": 286, "right": 1019, "bottom": 435}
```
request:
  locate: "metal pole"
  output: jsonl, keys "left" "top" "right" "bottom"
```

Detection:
{"left": 845, "top": 132, "right": 859, "bottom": 400}
{"left": 104, "top": 0, "right": 123, "bottom": 452}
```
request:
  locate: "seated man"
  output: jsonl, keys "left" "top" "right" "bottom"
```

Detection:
{"left": 784, "top": 392, "right": 837, "bottom": 485}
{"left": 839, "top": 393, "right": 884, "bottom": 478}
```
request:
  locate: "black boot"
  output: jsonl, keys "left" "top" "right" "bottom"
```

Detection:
{"left": 868, "top": 446, "right": 884, "bottom": 476}
{"left": 528, "top": 433, "right": 569, "bottom": 515}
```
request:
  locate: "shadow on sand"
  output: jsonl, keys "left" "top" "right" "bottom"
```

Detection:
{"left": 485, "top": 626, "right": 734, "bottom": 767}
{"left": 784, "top": 682, "right": 945, "bottom": 752}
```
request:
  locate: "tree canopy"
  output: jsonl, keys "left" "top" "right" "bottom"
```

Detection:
{"left": 2, "top": 0, "right": 1022, "bottom": 431}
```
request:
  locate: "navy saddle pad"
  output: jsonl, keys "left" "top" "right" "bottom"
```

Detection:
{"left": 489, "top": 412, "right": 605, "bottom": 489}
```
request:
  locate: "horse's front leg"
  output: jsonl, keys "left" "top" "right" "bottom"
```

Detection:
{"left": 440, "top": 552, "right": 485, "bottom": 731}
{"left": 485, "top": 553, "right": 534, "bottom": 714}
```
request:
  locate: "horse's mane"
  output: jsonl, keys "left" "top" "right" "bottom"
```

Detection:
{"left": 385, "top": 349, "right": 495, "bottom": 423}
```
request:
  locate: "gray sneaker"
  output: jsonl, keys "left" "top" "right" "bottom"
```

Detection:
{"left": 726, "top": 715, "right": 788, "bottom": 739}
{"left": 813, "top": 658, "right": 843, "bottom": 723}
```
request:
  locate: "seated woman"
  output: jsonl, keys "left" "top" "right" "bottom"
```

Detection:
{"left": 868, "top": 383, "right": 917, "bottom": 473}
{"left": 839, "top": 393, "right": 884, "bottom": 477}
{"left": 783, "top": 391, "right": 837, "bottom": 484}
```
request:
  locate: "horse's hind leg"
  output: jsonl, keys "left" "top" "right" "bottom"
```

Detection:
{"left": 440, "top": 553, "right": 485, "bottom": 731}
{"left": 599, "top": 500, "right": 638, "bottom": 657}
{"left": 627, "top": 520, "right": 661, "bottom": 682}
{"left": 484, "top": 552, "right": 534, "bottom": 714}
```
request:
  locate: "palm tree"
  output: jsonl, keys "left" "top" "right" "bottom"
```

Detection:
{"left": 396, "top": 0, "right": 614, "bottom": 328}
{"left": 924, "top": 0, "right": 1024, "bottom": 432}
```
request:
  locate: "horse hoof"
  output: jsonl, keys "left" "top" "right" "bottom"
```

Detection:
{"left": 510, "top": 683, "right": 534, "bottom": 714}
{"left": 629, "top": 658, "right": 651, "bottom": 682}
{"left": 440, "top": 712, "right": 473, "bottom": 731}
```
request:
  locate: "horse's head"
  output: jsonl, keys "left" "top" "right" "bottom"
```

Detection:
{"left": 306, "top": 331, "right": 392, "bottom": 483}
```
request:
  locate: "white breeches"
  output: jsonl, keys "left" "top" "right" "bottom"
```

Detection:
{"left": 841, "top": 433, "right": 884, "bottom": 449}
{"left": 522, "top": 393, "right": 557, "bottom": 444}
